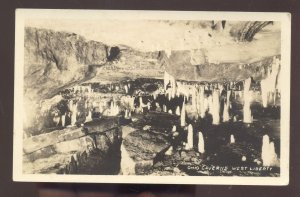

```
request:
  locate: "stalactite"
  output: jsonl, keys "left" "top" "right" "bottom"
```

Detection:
{"left": 164, "top": 71, "right": 170, "bottom": 90}
{"left": 199, "top": 86, "right": 206, "bottom": 118}
{"left": 260, "top": 57, "right": 281, "bottom": 108}
{"left": 207, "top": 95, "right": 213, "bottom": 115}
{"left": 223, "top": 90, "right": 231, "bottom": 122}
{"left": 212, "top": 89, "right": 220, "bottom": 125}
{"left": 192, "top": 86, "right": 197, "bottom": 109}
{"left": 243, "top": 77, "right": 253, "bottom": 123}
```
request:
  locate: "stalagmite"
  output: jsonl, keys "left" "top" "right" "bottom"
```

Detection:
{"left": 262, "top": 135, "right": 278, "bottom": 166}
{"left": 53, "top": 115, "right": 60, "bottom": 126}
{"left": 242, "top": 156, "right": 247, "bottom": 162}
{"left": 230, "top": 134, "right": 235, "bottom": 144}
{"left": 139, "top": 97, "right": 145, "bottom": 108}
{"left": 155, "top": 103, "right": 161, "bottom": 112}
{"left": 268, "top": 142, "right": 278, "bottom": 165}
{"left": 110, "top": 100, "right": 120, "bottom": 116}
{"left": 85, "top": 110, "right": 92, "bottom": 122}
{"left": 153, "top": 93, "right": 157, "bottom": 100}
{"left": 262, "top": 135, "right": 270, "bottom": 166}
{"left": 167, "top": 90, "right": 172, "bottom": 101}
{"left": 180, "top": 101, "right": 186, "bottom": 127}
{"left": 243, "top": 77, "right": 253, "bottom": 123}
{"left": 69, "top": 100, "right": 73, "bottom": 110}
{"left": 168, "top": 109, "right": 173, "bottom": 114}
{"left": 165, "top": 146, "right": 173, "bottom": 156}
{"left": 61, "top": 114, "right": 66, "bottom": 127}
{"left": 147, "top": 102, "right": 151, "bottom": 110}
{"left": 124, "top": 109, "right": 129, "bottom": 119}
{"left": 223, "top": 90, "right": 231, "bottom": 122}
{"left": 233, "top": 115, "right": 238, "bottom": 122}
{"left": 185, "top": 124, "right": 193, "bottom": 150}
{"left": 71, "top": 103, "right": 77, "bottom": 126}
{"left": 163, "top": 105, "right": 167, "bottom": 113}
{"left": 198, "top": 131, "right": 205, "bottom": 153}
{"left": 71, "top": 112, "right": 76, "bottom": 126}
{"left": 172, "top": 125, "right": 176, "bottom": 132}
{"left": 175, "top": 106, "right": 181, "bottom": 116}
{"left": 124, "top": 85, "right": 129, "bottom": 94}
{"left": 212, "top": 89, "right": 220, "bottom": 125}
{"left": 261, "top": 79, "right": 268, "bottom": 108}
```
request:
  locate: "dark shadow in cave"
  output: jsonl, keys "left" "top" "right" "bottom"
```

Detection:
{"left": 108, "top": 46, "right": 121, "bottom": 61}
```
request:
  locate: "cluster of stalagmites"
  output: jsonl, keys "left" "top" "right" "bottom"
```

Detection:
{"left": 34, "top": 57, "right": 281, "bottom": 168}
{"left": 160, "top": 57, "right": 281, "bottom": 167}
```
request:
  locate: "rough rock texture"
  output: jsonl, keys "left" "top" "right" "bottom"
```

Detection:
{"left": 23, "top": 117, "right": 122, "bottom": 174}
{"left": 23, "top": 127, "right": 84, "bottom": 154}
{"left": 25, "top": 27, "right": 107, "bottom": 100}
{"left": 25, "top": 25, "right": 279, "bottom": 101}
{"left": 24, "top": 27, "right": 163, "bottom": 101}
{"left": 119, "top": 112, "right": 181, "bottom": 175}
{"left": 122, "top": 130, "right": 170, "bottom": 175}
{"left": 165, "top": 52, "right": 278, "bottom": 82}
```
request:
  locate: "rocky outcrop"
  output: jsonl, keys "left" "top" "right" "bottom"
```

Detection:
{"left": 25, "top": 27, "right": 107, "bottom": 100}
{"left": 122, "top": 129, "right": 170, "bottom": 175}
{"left": 24, "top": 27, "right": 163, "bottom": 101}
{"left": 23, "top": 117, "right": 122, "bottom": 174}
{"left": 165, "top": 52, "right": 278, "bottom": 82}
{"left": 119, "top": 112, "right": 181, "bottom": 175}
{"left": 24, "top": 24, "right": 279, "bottom": 101}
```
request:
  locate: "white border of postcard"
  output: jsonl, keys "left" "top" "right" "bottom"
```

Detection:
{"left": 13, "top": 9, "right": 291, "bottom": 185}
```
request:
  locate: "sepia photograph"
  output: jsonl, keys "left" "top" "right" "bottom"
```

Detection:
{"left": 13, "top": 9, "right": 291, "bottom": 185}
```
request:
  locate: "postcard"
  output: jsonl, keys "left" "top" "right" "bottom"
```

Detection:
{"left": 13, "top": 9, "right": 291, "bottom": 185}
